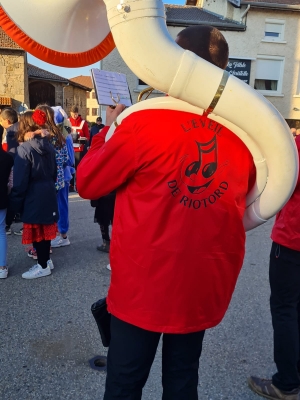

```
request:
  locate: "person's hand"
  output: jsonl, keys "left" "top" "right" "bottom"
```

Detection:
{"left": 40, "top": 129, "right": 50, "bottom": 137}
{"left": 24, "top": 131, "right": 36, "bottom": 141}
{"left": 105, "top": 104, "right": 126, "bottom": 126}
{"left": 24, "top": 129, "right": 49, "bottom": 141}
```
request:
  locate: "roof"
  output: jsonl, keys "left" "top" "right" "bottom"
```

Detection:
{"left": 0, "top": 28, "right": 23, "bottom": 50}
{"left": 69, "top": 75, "right": 94, "bottom": 89}
{"left": 28, "top": 64, "right": 92, "bottom": 91}
{"left": 28, "top": 64, "right": 69, "bottom": 83}
{"left": 165, "top": 5, "right": 246, "bottom": 29}
{"left": 241, "top": 0, "right": 300, "bottom": 9}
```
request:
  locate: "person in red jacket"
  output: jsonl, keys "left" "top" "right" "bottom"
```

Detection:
{"left": 77, "top": 26, "right": 256, "bottom": 400}
{"left": 248, "top": 135, "right": 300, "bottom": 400}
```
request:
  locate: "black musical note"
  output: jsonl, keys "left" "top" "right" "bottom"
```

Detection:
{"left": 182, "top": 135, "right": 218, "bottom": 194}
{"left": 185, "top": 136, "right": 217, "bottom": 178}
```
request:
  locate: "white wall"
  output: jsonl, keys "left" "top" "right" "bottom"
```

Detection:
{"left": 201, "top": 0, "right": 246, "bottom": 23}
{"left": 223, "top": 9, "right": 300, "bottom": 119}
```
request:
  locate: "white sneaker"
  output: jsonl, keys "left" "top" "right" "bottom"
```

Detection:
{"left": 51, "top": 236, "right": 70, "bottom": 248}
{"left": 22, "top": 264, "right": 51, "bottom": 279}
{"left": 47, "top": 259, "right": 54, "bottom": 270}
{"left": 0, "top": 267, "right": 8, "bottom": 279}
{"left": 106, "top": 264, "right": 111, "bottom": 271}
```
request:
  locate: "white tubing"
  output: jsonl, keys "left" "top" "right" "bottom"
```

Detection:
{"left": 103, "top": 0, "right": 298, "bottom": 230}
{"left": 4, "top": 0, "right": 296, "bottom": 230}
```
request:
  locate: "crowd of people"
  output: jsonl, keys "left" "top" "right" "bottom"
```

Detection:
{"left": 0, "top": 105, "right": 110, "bottom": 280}
{"left": 1, "top": 24, "right": 300, "bottom": 400}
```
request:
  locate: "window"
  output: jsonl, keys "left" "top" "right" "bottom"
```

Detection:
{"left": 92, "top": 91, "right": 96, "bottom": 99}
{"left": 254, "top": 56, "right": 284, "bottom": 95}
{"left": 263, "top": 19, "right": 285, "bottom": 42}
{"left": 86, "top": 92, "right": 90, "bottom": 99}
{"left": 135, "top": 78, "right": 163, "bottom": 95}
{"left": 86, "top": 108, "right": 90, "bottom": 116}
{"left": 92, "top": 108, "right": 99, "bottom": 116}
{"left": 136, "top": 78, "right": 148, "bottom": 90}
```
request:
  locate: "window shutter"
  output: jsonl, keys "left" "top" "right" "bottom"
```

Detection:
{"left": 255, "top": 59, "right": 281, "bottom": 80}
{"left": 265, "top": 23, "right": 282, "bottom": 34}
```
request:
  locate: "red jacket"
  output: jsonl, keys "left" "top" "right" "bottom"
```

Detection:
{"left": 271, "top": 135, "right": 300, "bottom": 251}
{"left": 68, "top": 116, "right": 90, "bottom": 140}
{"left": 77, "top": 109, "right": 256, "bottom": 333}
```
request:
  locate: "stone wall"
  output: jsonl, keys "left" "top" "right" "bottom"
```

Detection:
{"left": 54, "top": 83, "right": 63, "bottom": 106}
{"left": 63, "top": 85, "right": 88, "bottom": 119}
{"left": 27, "top": 80, "right": 88, "bottom": 117}
{"left": 23, "top": 55, "right": 29, "bottom": 108}
{"left": 0, "top": 49, "right": 29, "bottom": 110}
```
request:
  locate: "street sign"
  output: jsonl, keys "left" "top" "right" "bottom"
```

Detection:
{"left": 226, "top": 59, "right": 251, "bottom": 84}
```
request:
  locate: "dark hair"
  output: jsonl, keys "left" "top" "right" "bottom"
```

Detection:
{"left": 17, "top": 111, "right": 42, "bottom": 143}
{"left": 36, "top": 104, "right": 66, "bottom": 148}
{"left": 70, "top": 105, "right": 79, "bottom": 113}
{"left": 1, "top": 107, "right": 18, "bottom": 124}
{"left": 96, "top": 117, "right": 102, "bottom": 122}
{"left": 176, "top": 26, "right": 229, "bottom": 70}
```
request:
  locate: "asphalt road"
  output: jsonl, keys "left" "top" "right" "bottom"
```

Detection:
{"left": 1, "top": 193, "right": 275, "bottom": 400}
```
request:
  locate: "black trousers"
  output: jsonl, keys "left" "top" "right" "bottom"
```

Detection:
{"left": 270, "top": 241, "right": 300, "bottom": 391}
{"left": 100, "top": 225, "right": 110, "bottom": 241}
{"left": 5, "top": 209, "right": 15, "bottom": 227}
{"left": 33, "top": 240, "right": 51, "bottom": 269}
{"left": 103, "top": 316, "right": 205, "bottom": 400}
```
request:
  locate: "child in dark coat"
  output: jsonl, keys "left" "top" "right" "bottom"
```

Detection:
{"left": 9, "top": 110, "right": 58, "bottom": 279}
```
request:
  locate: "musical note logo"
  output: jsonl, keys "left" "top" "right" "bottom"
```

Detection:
{"left": 181, "top": 135, "right": 218, "bottom": 194}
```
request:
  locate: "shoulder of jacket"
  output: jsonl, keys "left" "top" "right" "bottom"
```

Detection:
{"left": 18, "top": 141, "right": 28, "bottom": 150}
{"left": 17, "top": 141, "right": 33, "bottom": 155}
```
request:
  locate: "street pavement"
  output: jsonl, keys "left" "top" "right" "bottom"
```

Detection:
{"left": 1, "top": 193, "right": 275, "bottom": 400}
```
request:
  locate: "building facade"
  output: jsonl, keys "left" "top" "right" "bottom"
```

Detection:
{"left": 201, "top": 0, "right": 300, "bottom": 125}
{"left": 102, "top": 0, "right": 300, "bottom": 126}
{"left": 0, "top": 28, "right": 29, "bottom": 111}
{"left": 28, "top": 65, "right": 91, "bottom": 118}
{"left": 69, "top": 76, "right": 101, "bottom": 123}
{"left": 0, "top": 28, "right": 91, "bottom": 116}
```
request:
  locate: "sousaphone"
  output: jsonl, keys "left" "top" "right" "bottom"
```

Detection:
{"left": 0, "top": 0, "right": 298, "bottom": 230}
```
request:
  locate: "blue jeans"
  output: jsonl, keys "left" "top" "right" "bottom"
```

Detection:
{"left": 57, "top": 183, "right": 69, "bottom": 235}
{"left": 0, "top": 208, "right": 7, "bottom": 266}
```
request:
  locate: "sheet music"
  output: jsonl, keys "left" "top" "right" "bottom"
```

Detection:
{"left": 91, "top": 69, "right": 132, "bottom": 107}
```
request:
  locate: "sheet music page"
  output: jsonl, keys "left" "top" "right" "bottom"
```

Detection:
{"left": 91, "top": 69, "right": 132, "bottom": 107}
